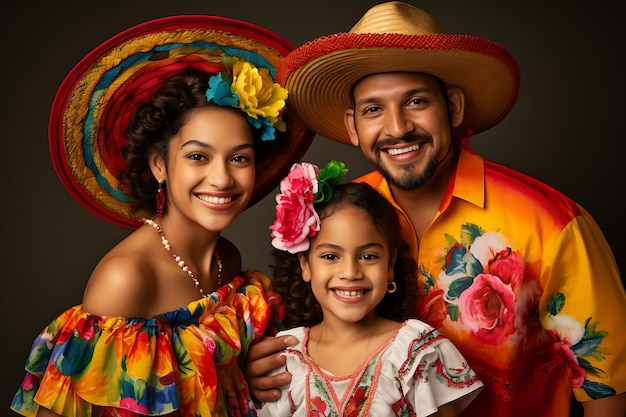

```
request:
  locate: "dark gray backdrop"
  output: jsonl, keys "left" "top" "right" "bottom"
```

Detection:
{"left": 2, "top": 1, "right": 623, "bottom": 415}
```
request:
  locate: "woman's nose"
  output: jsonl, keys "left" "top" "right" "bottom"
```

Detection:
{"left": 208, "top": 161, "right": 234, "bottom": 189}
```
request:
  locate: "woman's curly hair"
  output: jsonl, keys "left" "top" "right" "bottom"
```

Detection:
{"left": 120, "top": 68, "right": 264, "bottom": 215}
{"left": 270, "top": 182, "right": 418, "bottom": 329}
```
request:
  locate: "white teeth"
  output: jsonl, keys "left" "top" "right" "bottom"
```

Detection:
{"left": 387, "top": 143, "right": 420, "bottom": 155}
{"left": 334, "top": 289, "right": 365, "bottom": 297}
{"left": 197, "top": 195, "right": 233, "bottom": 204}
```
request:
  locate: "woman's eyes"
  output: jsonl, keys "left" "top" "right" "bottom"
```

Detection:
{"left": 188, "top": 153, "right": 206, "bottom": 161}
{"left": 232, "top": 154, "right": 252, "bottom": 163}
{"left": 186, "top": 153, "right": 252, "bottom": 163}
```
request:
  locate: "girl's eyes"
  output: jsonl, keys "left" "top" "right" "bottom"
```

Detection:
{"left": 361, "top": 253, "right": 379, "bottom": 261}
{"left": 318, "top": 253, "right": 380, "bottom": 261}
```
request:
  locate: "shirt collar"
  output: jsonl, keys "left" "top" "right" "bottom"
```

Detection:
{"left": 450, "top": 144, "right": 485, "bottom": 209}
{"left": 365, "top": 137, "right": 485, "bottom": 211}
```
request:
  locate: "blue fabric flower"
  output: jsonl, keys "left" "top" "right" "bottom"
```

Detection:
{"left": 206, "top": 73, "right": 239, "bottom": 107}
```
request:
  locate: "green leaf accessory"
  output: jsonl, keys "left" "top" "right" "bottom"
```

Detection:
{"left": 314, "top": 160, "right": 349, "bottom": 203}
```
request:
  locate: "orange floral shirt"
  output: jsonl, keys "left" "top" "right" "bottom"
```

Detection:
{"left": 356, "top": 142, "right": 626, "bottom": 417}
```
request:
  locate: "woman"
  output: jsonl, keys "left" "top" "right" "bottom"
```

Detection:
{"left": 11, "top": 15, "right": 312, "bottom": 417}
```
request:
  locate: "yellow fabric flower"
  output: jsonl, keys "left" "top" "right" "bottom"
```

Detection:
{"left": 205, "top": 57, "right": 288, "bottom": 140}
{"left": 230, "top": 58, "right": 288, "bottom": 128}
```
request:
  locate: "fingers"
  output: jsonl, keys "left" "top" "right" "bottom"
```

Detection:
{"left": 249, "top": 371, "right": 292, "bottom": 402}
{"left": 245, "top": 335, "right": 297, "bottom": 403}
{"left": 246, "top": 334, "right": 297, "bottom": 362}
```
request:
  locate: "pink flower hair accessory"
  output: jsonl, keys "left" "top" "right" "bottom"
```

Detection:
{"left": 270, "top": 160, "right": 348, "bottom": 253}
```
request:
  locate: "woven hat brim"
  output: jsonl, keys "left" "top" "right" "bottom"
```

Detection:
{"left": 277, "top": 32, "right": 520, "bottom": 144}
{"left": 49, "top": 15, "right": 314, "bottom": 229}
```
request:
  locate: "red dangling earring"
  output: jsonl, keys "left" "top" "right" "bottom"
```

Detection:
{"left": 156, "top": 181, "right": 165, "bottom": 216}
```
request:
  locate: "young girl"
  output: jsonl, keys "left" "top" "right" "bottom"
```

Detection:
{"left": 259, "top": 161, "right": 483, "bottom": 417}
{"left": 10, "top": 16, "right": 312, "bottom": 417}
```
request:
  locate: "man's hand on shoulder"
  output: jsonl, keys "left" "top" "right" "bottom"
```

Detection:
{"left": 245, "top": 334, "right": 297, "bottom": 402}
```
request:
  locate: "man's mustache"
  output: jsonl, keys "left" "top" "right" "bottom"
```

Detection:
{"left": 374, "top": 133, "right": 432, "bottom": 154}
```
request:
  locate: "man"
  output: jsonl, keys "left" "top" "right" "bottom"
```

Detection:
{"left": 246, "top": 2, "right": 626, "bottom": 416}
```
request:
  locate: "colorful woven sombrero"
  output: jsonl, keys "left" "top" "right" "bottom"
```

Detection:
{"left": 49, "top": 15, "right": 314, "bottom": 229}
{"left": 277, "top": 1, "right": 520, "bottom": 144}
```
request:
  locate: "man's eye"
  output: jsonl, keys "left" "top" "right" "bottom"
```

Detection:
{"left": 364, "top": 106, "right": 381, "bottom": 114}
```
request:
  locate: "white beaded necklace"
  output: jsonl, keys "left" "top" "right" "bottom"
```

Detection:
{"left": 144, "top": 218, "right": 222, "bottom": 298}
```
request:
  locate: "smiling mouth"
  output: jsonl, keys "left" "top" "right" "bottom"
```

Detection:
{"left": 386, "top": 143, "right": 421, "bottom": 155}
{"left": 334, "top": 289, "right": 367, "bottom": 298}
{"left": 196, "top": 195, "right": 235, "bottom": 205}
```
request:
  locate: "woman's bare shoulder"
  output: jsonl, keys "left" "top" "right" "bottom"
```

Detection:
{"left": 82, "top": 231, "right": 156, "bottom": 318}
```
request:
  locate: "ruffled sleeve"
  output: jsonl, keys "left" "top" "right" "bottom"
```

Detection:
{"left": 10, "top": 305, "right": 178, "bottom": 416}
{"left": 375, "top": 320, "right": 483, "bottom": 416}
{"left": 11, "top": 269, "right": 275, "bottom": 417}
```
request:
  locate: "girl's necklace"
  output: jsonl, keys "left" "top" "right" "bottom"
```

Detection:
{"left": 144, "top": 218, "right": 222, "bottom": 298}
{"left": 315, "top": 321, "right": 375, "bottom": 369}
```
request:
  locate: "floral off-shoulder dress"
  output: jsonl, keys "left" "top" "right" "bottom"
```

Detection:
{"left": 257, "top": 319, "right": 483, "bottom": 417}
{"left": 11, "top": 270, "right": 277, "bottom": 417}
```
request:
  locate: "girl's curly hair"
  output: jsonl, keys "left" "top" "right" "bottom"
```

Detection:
{"left": 270, "top": 182, "right": 418, "bottom": 329}
{"left": 120, "top": 68, "right": 265, "bottom": 215}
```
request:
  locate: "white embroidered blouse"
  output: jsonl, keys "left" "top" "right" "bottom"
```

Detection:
{"left": 257, "top": 319, "right": 483, "bottom": 417}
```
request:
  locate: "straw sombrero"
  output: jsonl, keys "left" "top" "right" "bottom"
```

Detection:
{"left": 50, "top": 15, "right": 314, "bottom": 229}
{"left": 277, "top": 1, "right": 520, "bottom": 145}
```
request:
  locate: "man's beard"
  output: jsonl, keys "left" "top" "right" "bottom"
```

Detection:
{"left": 376, "top": 153, "right": 438, "bottom": 191}
{"left": 373, "top": 133, "right": 439, "bottom": 191}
